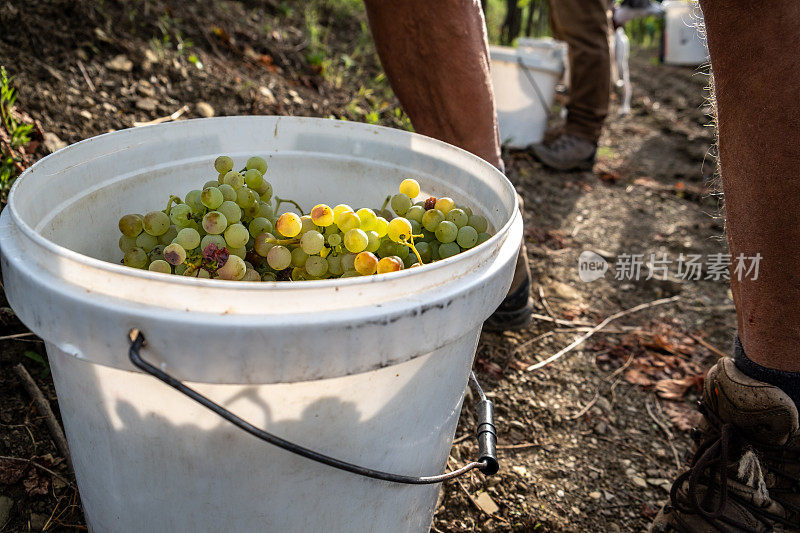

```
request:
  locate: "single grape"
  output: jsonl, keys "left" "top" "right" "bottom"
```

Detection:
{"left": 477, "top": 232, "right": 491, "bottom": 245}
{"left": 259, "top": 182, "right": 273, "bottom": 202}
{"left": 236, "top": 187, "right": 258, "bottom": 209}
{"left": 356, "top": 208, "right": 377, "bottom": 231}
{"left": 311, "top": 204, "right": 334, "bottom": 226}
{"left": 438, "top": 242, "right": 461, "bottom": 259}
{"left": 457, "top": 225, "right": 479, "bottom": 248}
{"left": 291, "top": 247, "right": 308, "bottom": 267}
{"left": 254, "top": 232, "right": 276, "bottom": 257}
{"left": 175, "top": 264, "right": 188, "bottom": 275}
{"left": 142, "top": 211, "right": 170, "bottom": 236}
{"left": 123, "top": 247, "right": 148, "bottom": 268}
{"left": 276, "top": 212, "right": 302, "bottom": 237}
{"left": 223, "top": 171, "right": 245, "bottom": 189}
{"left": 136, "top": 232, "right": 158, "bottom": 252}
{"left": 300, "top": 230, "right": 325, "bottom": 255}
{"left": 119, "top": 214, "right": 143, "bottom": 237}
{"left": 203, "top": 180, "right": 220, "bottom": 190}
{"left": 249, "top": 217, "right": 273, "bottom": 238}
{"left": 387, "top": 217, "right": 413, "bottom": 243}
{"left": 374, "top": 217, "right": 389, "bottom": 238}
{"left": 354, "top": 251, "right": 379, "bottom": 275}
{"left": 257, "top": 202, "right": 275, "bottom": 220}
{"left": 415, "top": 241, "right": 432, "bottom": 263}
{"left": 175, "top": 227, "right": 201, "bottom": 250}
{"left": 244, "top": 168, "right": 263, "bottom": 190}
{"left": 224, "top": 223, "right": 249, "bottom": 249}
{"left": 229, "top": 246, "right": 247, "bottom": 260}
{"left": 119, "top": 235, "right": 138, "bottom": 252}
{"left": 327, "top": 232, "right": 342, "bottom": 247}
{"left": 201, "top": 187, "right": 224, "bottom": 209}
{"left": 344, "top": 228, "right": 368, "bottom": 253}
{"left": 217, "top": 255, "right": 247, "bottom": 281}
{"left": 409, "top": 220, "right": 422, "bottom": 236}
{"left": 202, "top": 211, "right": 228, "bottom": 234}
{"left": 291, "top": 267, "right": 306, "bottom": 281}
{"left": 393, "top": 241, "right": 410, "bottom": 260}
{"left": 377, "top": 239, "right": 394, "bottom": 258}
{"left": 246, "top": 156, "right": 268, "bottom": 175}
{"left": 421, "top": 209, "right": 445, "bottom": 232}
{"left": 429, "top": 241, "right": 440, "bottom": 260}
{"left": 169, "top": 204, "right": 192, "bottom": 227}
{"left": 261, "top": 272, "right": 277, "bottom": 282}
{"left": 336, "top": 211, "right": 361, "bottom": 233}
{"left": 148, "top": 260, "right": 171, "bottom": 274}
{"left": 446, "top": 208, "right": 468, "bottom": 228}
{"left": 333, "top": 204, "right": 353, "bottom": 225}
{"left": 158, "top": 224, "right": 179, "bottom": 245}
{"left": 365, "top": 230, "right": 381, "bottom": 253}
{"left": 405, "top": 205, "right": 425, "bottom": 223}
{"left": 340, "top": 270, "right": 360, "bottom": 278}
{"left": 242, "top": 203, "right": 260, "bottom": 220}
{"left": 327, "top": 254, "right": 344, "bottom": 275}
{"left": 402, "top": 253, "right": 417, "bottom": 269}
{"left": 214, "top": 155, "right": 234, "bottom": 174}
{"left": 217, "top": 184, "right": 237, "bottom": 203}
{"left": 200, "top": 234, "right": 227, "bottom": 252}
{"left": 435, "top": 220, "right": 458, "bottom": 243}
{"left": 424, "top": 197, "right": 437, "bottom": 210}
{"left": 218, "top": 200, "right": 242, "bottom": 224}
{"left": 305, "top": 255, "right": 329, "bottom": 277}
{"left": 377, "top": 256, "right": 404, "bottom": 274}
{"left": 468, "top": 215, "right": 488, "bottom": 234}
{"left": 461, "top": 205, "right": 473, "bottom": 217}
{"left": 242, "top": 268, "right": 262, "bottom": 282}
{"left": 163, "top": 243, "right": 187, "bottom": 266}
{"left": 391, "top": 193, "right": 412, "bottom": 216}
{"left": 149, "top": 245, "right": 166, "bottom": 262}
{"left": 267, "top": 246, "right": 291, "bottom": 270}
{"left": 399, "top": 178, "right": 420, "bottom": 198}
{"left": 420, "top": 229, "right": 436, "bottom": 242}
{"left": 300, "top": 215, "right": 316, "bottom": 234}
{"left": 435, "top": 197, "right": 455, "bottom": 214}
{"left": 340, "top": 253, "right": 357, "bottom": 272}
{"left": 185, "top": 189, "right": 202, "bottom": 206}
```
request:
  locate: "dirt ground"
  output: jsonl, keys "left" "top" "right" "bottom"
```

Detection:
{"left": 0, "top": 1, "right": 733, "bottom": 531}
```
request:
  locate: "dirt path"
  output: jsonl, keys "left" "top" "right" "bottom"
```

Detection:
{"left": 0, "top": 2, "right": 734, "bottom": 531}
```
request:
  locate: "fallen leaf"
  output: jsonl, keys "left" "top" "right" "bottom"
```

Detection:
{"left": 662, "top": 401, "right": 703, "bottom": 431}
{"left": 624, "top": 368, "right": 653, "bottom": 387}
{"left": 473, "top": 491, "right": 499, "bottom": 515}
{"left": 655, "top": 375, "right": 704, "bottom": 400}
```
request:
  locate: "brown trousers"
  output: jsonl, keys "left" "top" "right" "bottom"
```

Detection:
{"left": 548, "top": 0, "right": 611, "bottom": 143}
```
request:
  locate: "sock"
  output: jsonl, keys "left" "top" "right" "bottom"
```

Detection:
{"left": 734, "top": 336, "right": 800, "bottom": 408}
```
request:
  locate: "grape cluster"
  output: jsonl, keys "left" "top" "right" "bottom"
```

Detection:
{"left": 116, "top": 156, "right": 492, "bottom": 281}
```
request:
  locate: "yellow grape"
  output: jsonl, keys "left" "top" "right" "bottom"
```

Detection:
{"left": 311, "top": 204, "right": 334, "bottom": 226}
{"left": 332, "top": 204, "right": 353, "bottom": 225}
{"left": 354, "top": 252, "right": 379, "bottom": 275}
{"left": 387, "top": 217, "right": 413, "bottom": 243}
{"left": 276, "top": 212, "right": 302, "bottom": 237}
{"left": 377, "top": 256, "right": 404, "bottom": 274}
{"left": 399, "top": 178, "right": 420, "bottom": 198}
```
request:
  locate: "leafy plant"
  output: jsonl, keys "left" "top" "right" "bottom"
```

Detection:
{"left": 1, "top": 66, "right": 34, "bottom": 203}
{"left": 24, "top": 350, "right": 50, "bottom": 378}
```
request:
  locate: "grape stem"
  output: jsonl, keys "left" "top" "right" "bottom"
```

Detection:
{"left": 275, "top": 197, "right": 304, "bottom": 215}
{"left": 380, "top": 195, "right": 391, "bottom": 213}
{"left": 400, "top": 234, "right": 424, "bottom": 265}
{"left": 165, "top": 195, "right": 183, "bottom": 215}
{"left": 264, "top": 237, "right": 300, "bottom": 246}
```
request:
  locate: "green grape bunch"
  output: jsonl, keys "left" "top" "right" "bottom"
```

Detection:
{"left": 116, "top": 156, "right": 493, "bottom": 281}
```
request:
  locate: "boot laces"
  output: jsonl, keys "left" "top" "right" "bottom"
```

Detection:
{"left": 668, "top": 404, "right": 800, "bottom": 532}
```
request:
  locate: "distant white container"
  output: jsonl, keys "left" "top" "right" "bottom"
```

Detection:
{"left": 663, "top": 0, "right": 709, "bottom": 66}
{"left": 490, "top": 39, "right": 565, "bottom": 148}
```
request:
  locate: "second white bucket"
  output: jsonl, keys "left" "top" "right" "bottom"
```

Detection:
{"left": 490, "top": 39, "right": 565, "bottom": 148}
{"left": 0, "top": 116, "right": 521, "bottom": 532}
{"left": 663, "top": 0, "right": 709, "bottom": 66}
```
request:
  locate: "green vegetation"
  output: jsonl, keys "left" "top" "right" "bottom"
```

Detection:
{"left": 0, "top": 67, "right": 33, "bottom": 204}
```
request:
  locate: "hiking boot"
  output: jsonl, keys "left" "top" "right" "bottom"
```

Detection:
{"left": 530, "top": 134, "right": 596, "bottom": 171}
{"left": 651, "top": 358, "right": 800, "bottom": 533}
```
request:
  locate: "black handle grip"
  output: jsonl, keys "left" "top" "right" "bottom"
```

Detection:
{"left": 476, "top": 399, "right": 499, "bottom": 475}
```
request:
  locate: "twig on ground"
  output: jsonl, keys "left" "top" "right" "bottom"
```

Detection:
{"left": 0, "top": 332, "right": 36, "bottom": 341}
{"left": 496, "top": 442, "right": 541, "bottom": 451}
{"left": 452, "top": 433, "right": 471, "bottom": 445}
{"left": 690, "top": 334, "right": 728, "bottom": 359}
{"left": 76, "top": 60, "right": 95, "bottom": 92}
{"left": 526, "top": 296, "right": 681, "bottom": 372}
{"left": 13, "top": 364, "right": 71, "bottom": 466}
{"left": 646, "top": 397, "right": 681, "bottom": 472}
{"left": 566, "top": 390, "right": 600, "bottom": 420}
{"left": 0, "top": 456, "right": 75, "bottom": 488}
{"left": 530, "top": 313, "right": 594, "bottom": 327}
{"left": 133, "top": 105, "right": 190, "bottom": 127}
{"left": 537, "top": 285, "right": 556, "bottom": 318}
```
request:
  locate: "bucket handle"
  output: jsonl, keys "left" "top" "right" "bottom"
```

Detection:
{"left": 128, "top": 329, "right": 498, "bottom": 484}
{"left": 517, "top": 56, "right": 553, "bottom": 123}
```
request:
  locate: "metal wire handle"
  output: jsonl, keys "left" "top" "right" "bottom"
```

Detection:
{"left": 517, "top": 55, "right": 554, "bottom": 122}
{"left": 127, "top": 329, "right": 498, "bottom": 485}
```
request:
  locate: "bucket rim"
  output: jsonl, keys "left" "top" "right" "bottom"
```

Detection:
{"left": 5, "top": 115, "right": 519, "bottom": 292}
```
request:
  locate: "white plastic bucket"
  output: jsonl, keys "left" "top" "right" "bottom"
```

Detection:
{"left": 663, "top": 0, "right": 709, "bottom": 66}
{"left": 490, "top": 40, "right": 565, "bottom": 148}
{"left": 0, "top": 116, "right": 521, "bottom": 532}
